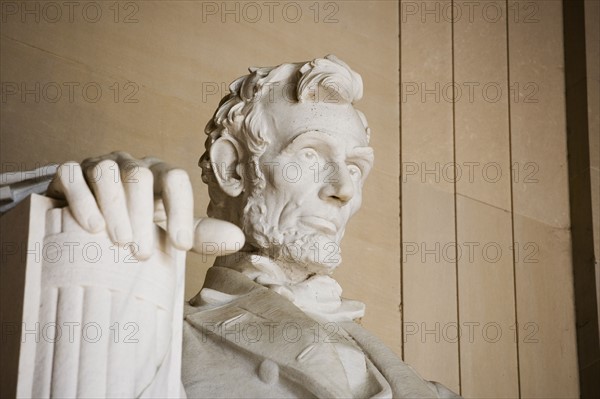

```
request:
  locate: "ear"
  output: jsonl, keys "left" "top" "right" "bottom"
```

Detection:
{"left": 209, "top": 137, "right": 244, "bottom": 197}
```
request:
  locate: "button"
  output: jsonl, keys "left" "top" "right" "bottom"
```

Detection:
{"left": 258, "top": 359, "right": 279, "bottom": 384}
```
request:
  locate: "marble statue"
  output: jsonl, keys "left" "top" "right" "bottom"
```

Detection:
{"left": 0, "top": 55, "right": 459, "bottom": 398}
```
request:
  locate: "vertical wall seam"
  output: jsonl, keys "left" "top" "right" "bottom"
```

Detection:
{"left": 399, "top": 0, "right": 404, "bottom": 361}
{"left": 450, "top": 0, "right": 462, "bottom": 394}
{"left": 505, "top": 0, "right": 522, "bottom": 397}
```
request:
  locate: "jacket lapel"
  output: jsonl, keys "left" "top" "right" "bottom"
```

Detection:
{"left": 185, "top": 267, "right": 354, "bottom": 398}
{"left": 341, "top": 321, "right": 439, "bottom": 398}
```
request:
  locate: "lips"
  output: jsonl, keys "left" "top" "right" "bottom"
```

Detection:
{"left": 299, "top": 216, "right": 340, "bottom": 235}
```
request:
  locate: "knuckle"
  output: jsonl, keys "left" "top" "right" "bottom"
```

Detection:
{"left": 97, "top": 159, "right": 118, "bottom": 171}
{"left": 83, "top": 152, "right": 116, "bottom": 168}
{"left": 142, "top": 155, "right": 162, "bottom": 164}
{"left": 59, "top": 161, "right": 80, "bottom": 170}
{"left": 81, "top": 156, "right": 99, "bottom": 166}
{"left": 111, "top": 150, "right": 131, "bottom": 158}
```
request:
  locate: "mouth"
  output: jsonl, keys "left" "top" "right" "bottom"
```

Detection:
{"left": 299, "top": 216, "right": 339, "bottom": 236}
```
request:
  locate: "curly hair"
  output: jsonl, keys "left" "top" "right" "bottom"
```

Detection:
{"left": 199, "top": 55, "right": 368, "bottom": 220}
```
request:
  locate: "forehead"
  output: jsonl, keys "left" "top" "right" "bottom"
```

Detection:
{"left": 263, "top": 99, "right": 369, "bottom": 151}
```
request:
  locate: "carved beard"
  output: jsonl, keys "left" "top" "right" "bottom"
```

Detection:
{"left": 240, "top": 190, "right": 342, "bottom": 276}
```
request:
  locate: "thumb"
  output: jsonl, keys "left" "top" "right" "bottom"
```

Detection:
{"left": 190, "top": 217, "right": 245, "bottom": 256}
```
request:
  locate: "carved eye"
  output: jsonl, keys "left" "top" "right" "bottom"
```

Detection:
{"left": 302, "top": 148, "right": 318, "bottom": 161}
{"left": 348, "top": 164, "right": 362, "bottom": 178}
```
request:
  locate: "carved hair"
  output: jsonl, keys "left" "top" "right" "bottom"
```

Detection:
{"left": 199, "top": 55, "right": 367, "bottom": 220}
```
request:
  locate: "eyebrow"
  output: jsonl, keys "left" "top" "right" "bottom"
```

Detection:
{"left": 348, "top": 146, "right": 374, "bottom": 158}
{"left": 284, "top": 130, "right": 372, "bottom": 158}
{"left": 284, "top": 131, "right": 335, "bottom": 152}
{"left": 347, "top": 147, "right": 375, "bottom": 166}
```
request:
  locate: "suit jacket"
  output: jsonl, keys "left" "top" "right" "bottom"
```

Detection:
{"left": 181, "top": 267, "right": 458, "bottom": 398}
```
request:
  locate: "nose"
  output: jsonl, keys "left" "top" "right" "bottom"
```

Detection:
{"left": 319, "top": 163, "right": 354, "bottom": 204}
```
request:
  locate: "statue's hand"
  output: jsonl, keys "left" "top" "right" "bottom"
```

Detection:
{"left": 47, "top": 151, "right": 244, "bottom": 259}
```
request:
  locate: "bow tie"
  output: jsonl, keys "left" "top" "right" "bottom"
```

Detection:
{"left": 203, "top": 254, "right": 366, "bottom": 322}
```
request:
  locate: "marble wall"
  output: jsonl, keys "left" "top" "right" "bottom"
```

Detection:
{"left": 1, "top": 0, "right": 596, "bottom": 397}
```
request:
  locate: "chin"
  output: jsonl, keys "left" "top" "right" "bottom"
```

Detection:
{"left": 241, "top": 198, "right": 344, "bottom": 273}
{"left": 270, "top": 231, "right": 343, "bottom": 274}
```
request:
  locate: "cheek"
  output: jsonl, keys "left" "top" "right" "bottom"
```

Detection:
{"left": 275, "top": 163, "right": 304, "bottom": 187}
{"left": 258, "top": 188, "right": 286, "bottom": 230}
{"left": 270, "top": 156, "right": 319, "bottom": 194}
{"left": 347, "top": 185, "right": 364, "bottom": 217}
{"left": 260, "top": 177, "right": 306, "bottom": 229}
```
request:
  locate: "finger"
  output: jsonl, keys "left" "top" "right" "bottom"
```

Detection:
{"left": 191, "top": 217, "right": 245, "bottom": 256}
{"left": 156, "top": 167, "right": 194, "bottom": 251}
{"left": 141, "top": 155, "right": 163, "bottom": 166}
{"left": 82, "top": 151, "right": 130, "bottom": 165}
{"left": 86, "top": 159, "right": 133, "bottom": 245}
{"left": 153, "top": 198, "right": 167, "bottom": 225}
{"left": 137, "top": 157, "right": 174, "bottom": 248}
{"left": 80, "top": 155, "right": 103, "bottom": 166}
{"left": 81, "top": 153, "right": 118, "bottom": 174}
{"left": 47, "top": 162, "right": 105, "bottom": 233}
{"left": 116, "top": 155, "right": 154, "bottom": 260}
{"left": 80, "top": 151, "right": 129, "bottom": 174}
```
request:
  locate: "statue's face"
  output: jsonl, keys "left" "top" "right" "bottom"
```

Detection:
{"left": 243, "top": 95, "right": 373, "bottom": 274}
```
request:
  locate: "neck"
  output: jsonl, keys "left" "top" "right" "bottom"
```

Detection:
{"left": 211, "top": 251, "right": 365, "bottom": 322}
{"left": 214, "top": 251, "right": 322, "bottom": 285}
